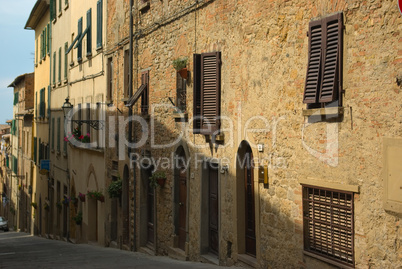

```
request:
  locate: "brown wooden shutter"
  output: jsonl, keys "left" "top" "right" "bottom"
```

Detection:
{"left": 303, "top": 19, "right": 323, "bottom": 104}
{"left": 193, "top": 54, "right": 201, "bottom": 134}
{"left": 141, "top": 71, "right": 149, "bottom": 115}
{"left": 200, "top": 52, "right": 221, "bottom": 135}
{"left": 319, "top": 13, "right": 343, "bottom": 103}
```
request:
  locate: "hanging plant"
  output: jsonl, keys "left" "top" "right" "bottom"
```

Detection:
{"left": 31, "top": 202, "right": 38, "bottom": 209}
{"left": 107, "top": 178, "right": 122, "bottom": 198}
{"left": 72, "top": 211, "right": 82, "bottom": 225}
{"left": 78, "top": 192, "right": 86, "bottom": 202}
{"left": 56, "top": 202, "right": 62, "bottom": 210}
{"left": 149, "top": 171, "right": 167, "bottom": 189}
{"left": 87, "top": 190, "right": 105, "bottom": 202}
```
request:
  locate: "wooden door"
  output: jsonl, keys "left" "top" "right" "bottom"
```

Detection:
{"left": 209, "top": 167, "right": 219, "bottom": 255}
{"left": 147, "top": 179, "right": 154, "bottom": 244}
{"left": 178, "top": 167, "right": 187, "bottom": 250}
{"left": 245, "top": 154, "right": 256, "bottom": 256}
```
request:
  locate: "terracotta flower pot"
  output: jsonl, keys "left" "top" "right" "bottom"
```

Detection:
{"left": 178, "top": 68, "right": 188, "bottom": 79}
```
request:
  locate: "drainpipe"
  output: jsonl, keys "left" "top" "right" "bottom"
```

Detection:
{"left": 48, "top": 15, "right": 53, "bottom": 239}
{"left": 129, "top": 0, "right": 137, "bottom": 252}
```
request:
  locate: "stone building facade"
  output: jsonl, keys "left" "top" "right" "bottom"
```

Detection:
{"left": 106, "top": 0, "right": 401, "bottom": 268}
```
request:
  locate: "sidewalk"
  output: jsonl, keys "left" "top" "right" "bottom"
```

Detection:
{"left": 0, "top": 231, "right": 241, "bottom": 269}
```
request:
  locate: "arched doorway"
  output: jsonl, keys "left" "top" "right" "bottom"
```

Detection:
{"left": 174, "top": 146, "right": 188, "bottom": 251}
{"left": 236, "top": 141, "right": 256, "bottom": 257}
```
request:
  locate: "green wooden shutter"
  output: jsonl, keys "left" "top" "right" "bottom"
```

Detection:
{"left": 86, "top": 9, "right": 92, "bottom": 55}
{"left": 51, "top": 118, "right": 55, "bottom": 149}
{"left": 47, "top": 23, "right": 50, "bottom": 55}
{"left": 50, "top": 0, "right": 54, "bottom": 21}
{"left": 58, "top": 47, "right": 61, "bottom": 82}
{"left": 35, "top": 92, "right": 37, "bottom": 117}
{"left": 57, "top": 118, "right": 61, "bottom": 151}
{"left": 64, "top": 42, "right": 68, "bottom": 79}
{"left": 53, "top": 51, "right": 56, "bottom": 84}
{"left": 96, "top": 0, "right": 103, "bottom": 48}
{"left": 33, "top": 137, "right": 37, "bottom": 163}
{"left": 36, "top": 38, "right": 38, "bottom": 64}
{"left": 59, "top": 0, "right": 61, "bottom": 13}
{"left": 77, "top": 17, "right": 83, "bottom": 61}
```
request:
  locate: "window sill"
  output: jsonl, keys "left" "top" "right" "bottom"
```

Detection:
{"left": 303, "top": 250, "right": 354, "bottom": 269}
{"left": 63, "top": 152, "right": 67, "bottom": 157}
{"left": 302, "top": 107, "right": 344, "bottom": 117}
{"left": 52, "top": 18, "right": 57, "bottom": 24}
{"left": 86, "top": 52, "right": 92, "bottom": 58}
{"left": 96, "top": 46, "right": 103, "bottom": 52}
{"left": 70, "top": 61, "right": 75, "bottom": 67}
{"left": 64, "top": 3, "right": 69, "bottom": 10}
{"left": 205, "top": 134, "right": 224, "bottom": 143}
{"left": 58, "top": 12, "right": 62, "bottom": 18}
{"left": 63, "top": 79, "right": 68, "bottom": 84}
{"left": 173, "top": 112, "right": 188, "bottom": 122}
{"left": 57, "top": 81, "right": 62, "bottom": 86}
{"left": 238, "top": 254, "right": 258, "bottom": 268}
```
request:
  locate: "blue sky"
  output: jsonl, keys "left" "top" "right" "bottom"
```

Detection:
{"left": 0, "top": 0, "right": 35, "bottom": 124}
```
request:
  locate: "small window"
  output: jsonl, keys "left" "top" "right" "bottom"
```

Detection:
{"left": 124, "top": 49, "right": 129, "bottom": 98}
{"left": 140, "top": 70, "right": 149, "bottom": 115}
{"left": 39, "top": 88, "right": 45, "bottom": 118}
{"left": 193, "top": 52, "right": 221, "bottom": 135}
{"left": 303, "top": 13, "right": 343, "bottom": 108}
{"left": 176, "top": 72, "right": 186, "bottom": 113}
{"left": 107, "top": 57, "right": 113, "bottom": 102}
{"left": 302, "top": 185, "right": 354, "bottom": 267}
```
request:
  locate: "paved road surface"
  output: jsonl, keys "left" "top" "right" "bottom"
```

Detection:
{"left": 0, "top": 231, "right": 239, "bottom": 269}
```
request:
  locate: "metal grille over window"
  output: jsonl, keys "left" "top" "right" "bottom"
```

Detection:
{"left": 302, "top": 185, "right": 354, "bottom": 267}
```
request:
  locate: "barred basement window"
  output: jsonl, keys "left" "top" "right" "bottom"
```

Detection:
{"left": 302, "top": 185, "right": 354, "bottom": 267}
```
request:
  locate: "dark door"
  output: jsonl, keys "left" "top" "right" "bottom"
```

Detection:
{"left": 245, "top": 153, "right": 256, "bottom": 256}
{"left": 178, "top": 167, "right": 187, "bottom": 250}
{"left": 147, "top": 171, "right": 154, "bottom": 244}
{"left": 209, "top": 167, "right": 219, "bottom": 255}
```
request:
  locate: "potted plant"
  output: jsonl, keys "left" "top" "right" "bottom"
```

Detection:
{"left": 31, "top": 202, "right": 38, "bottom": 209}
{"left": 62, "top": 197, "right": 70, "bottom": 206}
{"left": 72, "top": 211, "right": 82, "bottom": 225}
{"left": 56, "top": 201, "right": 62, "bottom": 210}
{"left": 107, "top": 178, "right": 122, "bottom": 198}
{"left": 172, "top": 57, "right": 188, "bottom": 79}
{"left": 149, "top": 171, "right": 167, "bottom": 188}
{"left": 44, "top": 203, "right": 50, "bottom": 211}
{"left": 87, "top": 190, "right": 105, "bottom": 202}
{"left": 70, "top": 196, "right": 78, "bottom": 206}
{"left": 78, "top": 192, "right": 86, "bottom": 202}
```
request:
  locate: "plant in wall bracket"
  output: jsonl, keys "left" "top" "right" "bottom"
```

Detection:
{"left": 31, "top": 202, "right": 38, "bottom": 209}
{"left": 172, "top": 56, "right": 188, "bottom": 79}
{"left": 149, "top": 170, "right": 167, "bottom": 189}
{"left": 87, "top": 190, "right": 105, "bottom": 202}
{"left": 107, "top": 178, "right": 122, "bottom": 198}
{"left": 73, "top": 211, "right": 82, "bottom": 225}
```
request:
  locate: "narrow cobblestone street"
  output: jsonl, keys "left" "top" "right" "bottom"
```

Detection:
{"left": 0, "top": 231, "right": 239, "bottom": 269}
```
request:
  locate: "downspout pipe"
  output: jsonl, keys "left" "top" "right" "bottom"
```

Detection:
{"left": 128, "top": 0, "right": 136, "bottom": 252}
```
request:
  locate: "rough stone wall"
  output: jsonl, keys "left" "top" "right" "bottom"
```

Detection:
{"left": 107, "top": 0, "right": 401, "bottom": 268}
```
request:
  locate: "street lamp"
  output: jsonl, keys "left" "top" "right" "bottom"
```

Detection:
{"left": 62, "top": 98, "right": 104, "bottom": 130}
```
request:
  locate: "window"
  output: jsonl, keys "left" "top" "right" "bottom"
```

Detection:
{"left": 302, "top": 185, "right": 354, "bottom": 267}
{"left": 47, "top": 24, "right": 50, "bottom": 55}
{"left": 140, "top": 70, "right": 149, "bottom": 115}
{"left": 86, "top": 8, "right": 92, "bottom": 56}
{"left": 303, "top": 13, "right": 343, "bottom": 108}
{"left": 96, "top": 0, "right": 103, "bottom": 49}
{"left": 176, "top": 72, "right": 186, "bottom": 112}
{"left": 107, "top": 57, "right": 113, "bottom": 101}
{"left": 39, "top": 88, "right": 45, "bottom": 118}
{"left": 124, "top": 49, "right": 129, "bottom": 98}
{"left": 193, "top": 52, "right": 221, "bottom": 135}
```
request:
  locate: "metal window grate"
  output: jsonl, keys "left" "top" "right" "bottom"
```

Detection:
{"left": 302, "top": 185, "right": 354, "bottom": 267}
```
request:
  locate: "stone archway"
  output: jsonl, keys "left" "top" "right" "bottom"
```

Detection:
{"left": 236, "top": 140, "right": 257, "bottom": 257}
{"left": 173, "top": 145, "right": 189, "bottom": 251}
{"left": 86, "top": 164, "right": 99, "bottom": 242}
